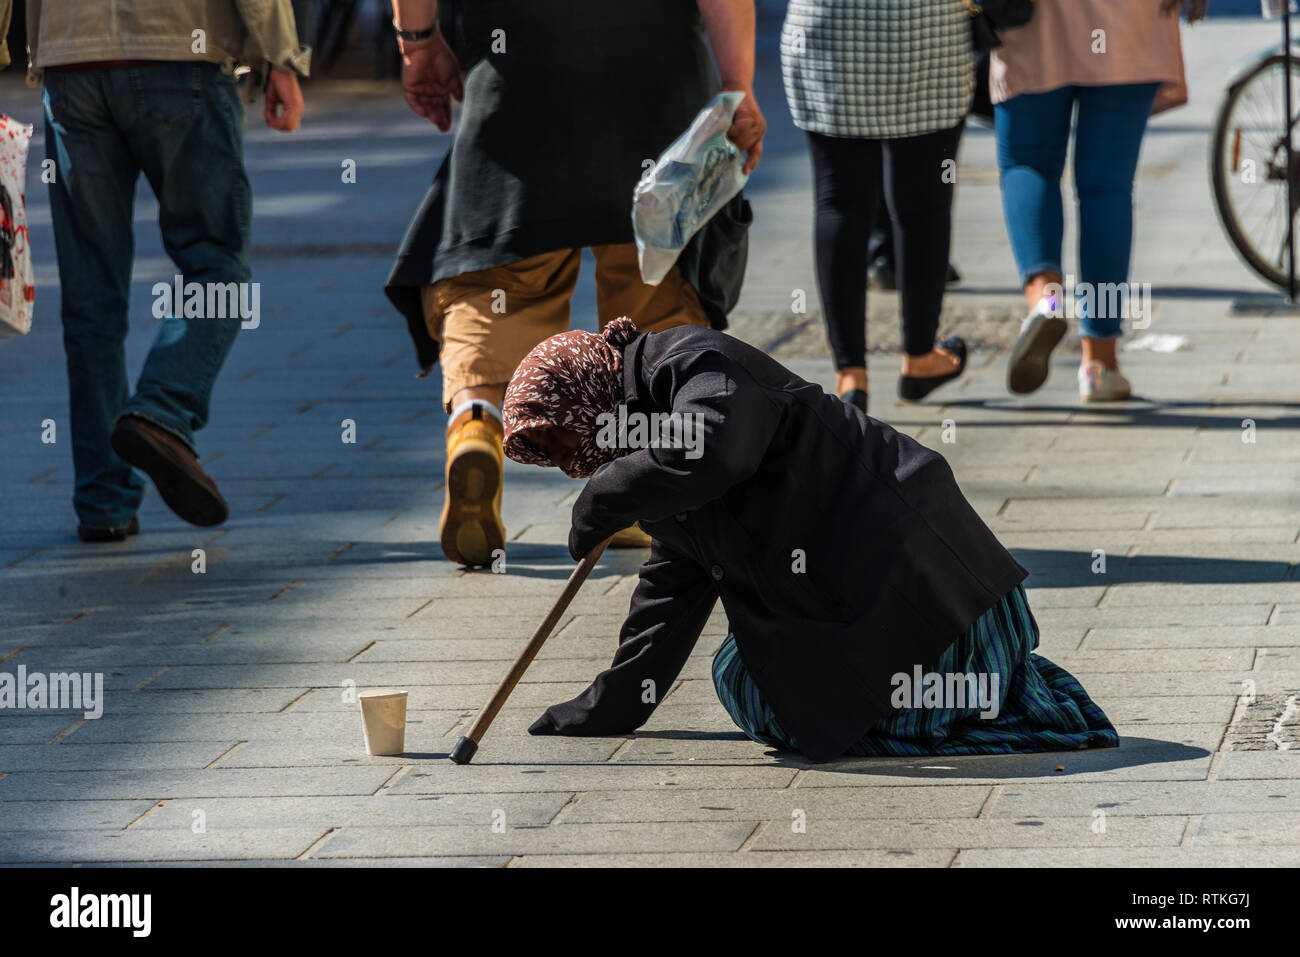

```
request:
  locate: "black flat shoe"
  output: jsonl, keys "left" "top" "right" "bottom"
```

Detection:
{"left": 839, "top": 389, "right": 868, "bottom": 413}
{"left": 867, "top": 257, "right": 896, "bottom": 292}
{"left": 77, "top": 515, "right": 140, "bottom": 543}
{"left": 872, "top": 260, "right": 960, "bottom": 290}
{"left": 898, "top": 337, "right": 967, "bottom": 402}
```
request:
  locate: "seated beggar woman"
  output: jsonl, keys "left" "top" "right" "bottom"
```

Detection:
{"left": 498, "top": 318, "right": 1117, "bottom": 761}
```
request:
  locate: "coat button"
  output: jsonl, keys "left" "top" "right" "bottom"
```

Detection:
{"left": 710, "top": 564, "right": 724, "bottom": 581}
{"left": 675, "top": 512, "right": 687, "bottom": 522}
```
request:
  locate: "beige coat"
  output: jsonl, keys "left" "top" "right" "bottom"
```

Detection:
{"left": 990, "top": 0, "right": 1184, "bottom": 103}
{"left": 4, "top": 0, "right": 308, "bottom": 78}
{"left": 1, "top": 0, "right": 11, "bottom": 69}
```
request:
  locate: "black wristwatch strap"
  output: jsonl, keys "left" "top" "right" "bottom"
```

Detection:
{"left": 392, "top": 18, "right": 436, "bottom": 42}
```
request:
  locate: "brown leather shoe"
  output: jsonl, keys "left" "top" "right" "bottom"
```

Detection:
{"left": 77, "top": 515, "right": 140, "bottom": 543}
{"left": 110, "top": 416, "right": 228, "bottom": 527}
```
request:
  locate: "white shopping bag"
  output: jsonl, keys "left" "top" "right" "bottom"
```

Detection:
{"left": 633, "top": 92, "right": 749, "bottom": 285}
{"left": 0, "top": 114, "right": 35, "bottom": 339}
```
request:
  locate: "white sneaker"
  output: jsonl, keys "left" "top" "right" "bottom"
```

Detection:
{"left": 1078, "top": 361, "right": 1132, "bottom": 402}
{"left": 1006, "top": 297, "right": 1067, "bottom": 395}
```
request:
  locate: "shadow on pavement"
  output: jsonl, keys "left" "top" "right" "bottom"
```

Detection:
{"left": 795, "top": 737, "right": 1210, "bottom": 780}
{"left": 950, "top": 285, "right": 1277, "bottom": 300}
{"left": 1015, "top": 549, "right": 1295, "bottom": 587}
{"left": 758, "top": 736, "right": 1210, "bottom": 779}
{"left": 936, "top": 398, "right": 1300, "bottom": 428}
{"left": 440, "top": 737, "right": 1210, "bottom": 779}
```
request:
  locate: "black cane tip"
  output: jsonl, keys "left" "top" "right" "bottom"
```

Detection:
{"left": 449, "top": 736, "right": 478, "bottom": 765}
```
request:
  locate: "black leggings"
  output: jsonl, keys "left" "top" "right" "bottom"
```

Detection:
{"left": 808, "top": 123, "right": 964, "bottom": 366}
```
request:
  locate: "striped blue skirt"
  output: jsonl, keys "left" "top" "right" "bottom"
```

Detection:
{"left": 711, "top": 585, "right": 1118, "bottom": 757}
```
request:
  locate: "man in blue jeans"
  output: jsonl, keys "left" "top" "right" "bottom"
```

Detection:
{"left": 13, "top": 0, "right": 309, "bottom": 540}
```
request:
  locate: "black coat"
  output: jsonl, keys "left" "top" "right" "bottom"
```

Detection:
{"left": 384, "top": 0, "right": 742, "bottom": 374}
{"left": 532, "top": 326, "right": 1027, "bottom": 762}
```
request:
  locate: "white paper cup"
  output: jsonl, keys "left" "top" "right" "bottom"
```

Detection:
{"left": 358, "top": 689, "right": 408, "bottom": 756}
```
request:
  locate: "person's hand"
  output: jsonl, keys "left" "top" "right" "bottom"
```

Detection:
{"left": 400, "top": 33, "right": 463, "bottom": 130}
{"left": 1161, "top": 0, "right": 1210, "bottom": 22}
{"left": 264, "top": 68, "right": 304, "bottom": 132}
{"left": 726, "top": 85, "right": 765, "bottom": 175}
{"left": 569, "top": 522, "right": 602, "bottom": 563}
{"left": 528, "top": 692, "right": 629, "bottom": 736}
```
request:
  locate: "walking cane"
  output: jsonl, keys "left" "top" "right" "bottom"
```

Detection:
{"left": 449, "top": 535, "right": 615, "bottom": 764}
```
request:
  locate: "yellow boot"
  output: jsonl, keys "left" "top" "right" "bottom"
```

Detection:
{"left": 608, "top": 522, "right": 653, "bottom": 548}
{"left": 441, "top": 403, "right": 506, "bottom": 567}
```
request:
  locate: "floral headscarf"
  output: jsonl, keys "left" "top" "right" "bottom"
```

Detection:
{"left": 502, "top": 317, "right": 638, "bottom": 479}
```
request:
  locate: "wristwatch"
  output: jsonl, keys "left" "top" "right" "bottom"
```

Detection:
{"left": 392, "top": 18, "right": 437, "bottom": 42}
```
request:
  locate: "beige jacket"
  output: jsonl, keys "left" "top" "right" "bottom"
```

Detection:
{"left": 990, "top": 0, "right": 1183, "bottom": 103}
{"left": 5, "top": 0, "right": 309, "bottom": 79}
{"left": 1, "top": 0, "right": 11, "bottom": 70}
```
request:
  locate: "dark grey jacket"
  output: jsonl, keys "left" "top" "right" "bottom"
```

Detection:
{"left": 532, "top": 326, "right": 1027, "bottom": 762}
{"left": 385, "top": 0, "right": 741, "bottom": 375}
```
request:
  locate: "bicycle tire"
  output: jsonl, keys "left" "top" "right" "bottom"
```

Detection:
{"left": 1212, "top": 53, "right": 1297, "bottom": 290}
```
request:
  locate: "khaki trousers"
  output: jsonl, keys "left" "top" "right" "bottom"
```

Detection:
{"left": 421, "top": 244, "right": 710, "bottom": 410}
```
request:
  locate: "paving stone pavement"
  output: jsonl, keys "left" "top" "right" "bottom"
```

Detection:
{"left": 0, "top": 18, "right": 1298, "bottom": 867}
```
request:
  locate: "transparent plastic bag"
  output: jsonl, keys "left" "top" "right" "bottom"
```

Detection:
{"left": 633, "top": 91, "right": 749, "bottom": 285}
{"left": 0, "top": 114, "right": 35, "bottom": 339}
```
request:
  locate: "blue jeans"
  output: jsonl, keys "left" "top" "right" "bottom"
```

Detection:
{"left": 43, "top": 62, "right": 251, "bottom": 529}
{"left": 995, "top": 83, "right": 1159, "bottom": 339}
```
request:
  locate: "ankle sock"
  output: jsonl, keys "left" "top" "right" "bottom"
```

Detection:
{"left": 447, "top": 399, "right": 503, "bottom": 432}
{"left": 1033, "top": 294, "right": 1062, "bottom": 319}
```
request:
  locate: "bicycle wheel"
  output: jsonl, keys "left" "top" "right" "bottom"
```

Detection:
{"left": 1212, "top": 53, "right": 1300, "bottom": 290}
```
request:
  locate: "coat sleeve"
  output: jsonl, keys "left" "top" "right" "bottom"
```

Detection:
{"left": 529, "top": 539, "right": 718, "bottom": 736}
{"left": 569, "top": 348, "right": 782, "bottom": 560}
{"left": 235, "top": 0, "right": 312, "bottom": 75}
